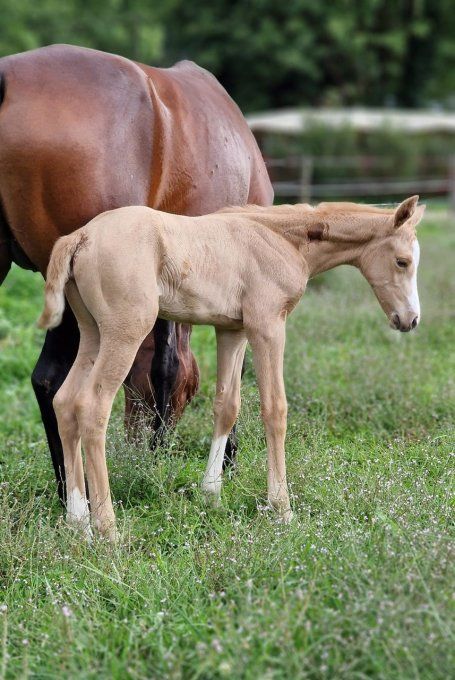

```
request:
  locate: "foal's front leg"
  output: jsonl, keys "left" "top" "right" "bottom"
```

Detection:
{"left": 247, "top": 319, "right": 292, "bottom": 522}
{"left": 202, "top": 329, "right": 247, "bottom": 504}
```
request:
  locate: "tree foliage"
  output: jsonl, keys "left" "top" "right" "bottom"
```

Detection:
{"left": 162, "top": 0, "right": 455, "bottom": 111}
{"left": 0, "top": 0, "right": 163, "bottom": 64}
{"left": 0, "top": 0, "right": 453, "bottom": 112}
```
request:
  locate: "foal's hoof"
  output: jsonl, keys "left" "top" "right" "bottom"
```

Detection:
{"left": 98, "top": 525, "right": 119, "bottom": 545}
{"left": 201, "top": 482, "right": 222, "bottom": 508}
{"left": 202, "top": 492, "right": 222, "bottom": 509}
{"left": 279, "top": 508, "right": 294, "bottom": 524}
{"left": 268, "top": 500, "right": 294, "bottom": 524}
{"left": 104, "top": 528, "right": 119, "bottom": 544}
{"left": 67, "top": 517, "right": 93, "bottom": 543}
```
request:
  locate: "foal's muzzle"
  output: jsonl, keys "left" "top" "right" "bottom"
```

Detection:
{"left": 390, "top": 312, "right": 419, "bottom": 333}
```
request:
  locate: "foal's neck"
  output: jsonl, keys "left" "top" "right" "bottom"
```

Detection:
{"left": 249, "top": 202, "right": 394, "bottom": 278}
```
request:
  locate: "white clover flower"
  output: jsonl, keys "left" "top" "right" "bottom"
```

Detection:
{"left": 211, "top": 638, "right": 223, "bottom": 653}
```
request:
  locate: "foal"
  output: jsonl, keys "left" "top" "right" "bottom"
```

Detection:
{"left": 38, "top": 196, "right": 424, "bottom": 540}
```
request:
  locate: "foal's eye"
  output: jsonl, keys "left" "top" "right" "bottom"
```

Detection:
{"left": 396, "top": 258, "right": 408, "bottom": 269}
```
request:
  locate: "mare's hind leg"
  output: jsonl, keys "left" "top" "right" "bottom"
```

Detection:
{"left": 76, "top": 306, "right": 158, "bottom": 540}
{"left": 31, "top": 305, "right": 79, "bottom": 502}
{"left": 53, "top": 282, "right": 100, "bottom": 537}
{"left": 202, "top": 329, "right": 247, "bottom": 504}
{"left": 0, "top": 220, "right": 12, "bottom": 284}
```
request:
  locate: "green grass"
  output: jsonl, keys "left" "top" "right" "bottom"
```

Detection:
{"left": 0, "top": 216, "right": 454, "bottom": 679}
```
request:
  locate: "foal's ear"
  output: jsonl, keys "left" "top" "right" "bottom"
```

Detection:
{"left": 408, "top": 203, "right": 426, "bottom": 228}
{"left": 394, "top": 195, "right": 419, "bottom": 228}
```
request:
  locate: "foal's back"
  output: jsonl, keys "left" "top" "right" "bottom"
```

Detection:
{"left": 72, "top": 206, "right": 250, "bottom": 329}
{"left": 70, "top": 205, "right": 303, "bottom": 330}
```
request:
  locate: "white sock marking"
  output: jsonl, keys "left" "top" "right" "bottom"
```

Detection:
{"left": 202, "top": 434, "right": 228, "bottom": 500}
{"left": 67, "top": 487, "right": 92, "bottom": 538}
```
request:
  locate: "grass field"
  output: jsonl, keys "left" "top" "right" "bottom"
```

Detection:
{"left": 0, "top": 214, "right": 454, "bottom": 679}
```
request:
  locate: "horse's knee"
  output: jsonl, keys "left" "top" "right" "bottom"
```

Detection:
{"left": 75, "top": 391, "right": 110, "bottom": 443}
{"left": 32, "top": 321, "right": 78, "bottom": 400}
{"left": 53, "top": 390, "right": 78, "bottom": 437}
{"left": 261, "top": 399, "right": 287, "bottom": 430}
{"left": 74, "top": 393, "right": 92, "bottom": 432}
{"left": 32, "top": 354, "right": 73, "bottom": 415}
{"left": 214, "top": 390, "right": 240, "bottom": 434}
{"left": 53, "top": 388, "right": 68, "bottom": 415}
{"left": 31, "top": 361, "right": 55, "bottom": 399}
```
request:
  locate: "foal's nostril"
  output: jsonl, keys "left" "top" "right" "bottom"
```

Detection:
{"left": 391, "top": 313, "right": 401, "bottom": 330}
{"left": 411, "top": 316, "right": 418, "bottom": 329}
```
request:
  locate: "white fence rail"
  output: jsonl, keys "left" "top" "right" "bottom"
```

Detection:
{"left": 265, "top": 155, "right": 455, "bottom": 209}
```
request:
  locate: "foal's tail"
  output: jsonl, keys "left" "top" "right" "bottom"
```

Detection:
{"left": 37, "top": 232, "right": 85, "bottom": 330}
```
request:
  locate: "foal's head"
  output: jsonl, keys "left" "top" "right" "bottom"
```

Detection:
{"left": 358, "top": 196, "right": 424, "bottom": 332}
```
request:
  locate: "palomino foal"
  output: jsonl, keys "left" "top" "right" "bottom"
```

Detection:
{"left": 38, "top": 196, "right": 424, "bottom": 540}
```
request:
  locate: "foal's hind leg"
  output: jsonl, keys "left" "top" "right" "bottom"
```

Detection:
{"left": 202, "top": 329, "right": 247, "bottom": 504}
{"left": 76, "top": 308, "right": 158, "bottom": 540}
{"left": 53, "top": 282, "right": 100, "bottom": 537}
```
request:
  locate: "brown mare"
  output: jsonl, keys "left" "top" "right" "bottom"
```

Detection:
{"left": 0, "top": 44, "right": 273, "bottom": 500}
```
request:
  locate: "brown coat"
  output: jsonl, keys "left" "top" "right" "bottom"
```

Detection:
{"left": 0, "top": 44, "right": 272, "bottom": 497}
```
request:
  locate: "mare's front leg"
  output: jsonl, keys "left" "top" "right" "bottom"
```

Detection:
{"left": 246, "top": 319, "right": 292, "bottom": 522}
{"left": 222, "top": 357, "right": 247, "bottom": 471}
{"left": 202, "top": 329, "right": 247, "bottom": 505}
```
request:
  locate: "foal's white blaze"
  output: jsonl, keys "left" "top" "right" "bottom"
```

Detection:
{"left": 410, "top": 239, "right": 421, "bottom": 319}
{"left": 202, "top": 434, "right": 228, "bottom": 501}
{"left": 67, "top": 487, "right": 92, "bottom": 538}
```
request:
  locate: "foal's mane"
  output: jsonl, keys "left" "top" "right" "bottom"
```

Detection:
{"left": 216, "top": 202, "right": 395, "bottom": 216}
{"left": 215, "top": 202, "right": 397, "bottom": 244}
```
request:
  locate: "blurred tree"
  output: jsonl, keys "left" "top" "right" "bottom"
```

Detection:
{"left": 0, "top": 0, "right": 453, "bottom": 111}
{"left": 162, "top": 0, "right": 455, "bottom": 111}
{"left": 0, "top": 0, "right": 163, "bottom": 64}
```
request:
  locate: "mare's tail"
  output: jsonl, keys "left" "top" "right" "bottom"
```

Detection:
{"left": 37, "top": 232, "right": 85, "bottom": 330}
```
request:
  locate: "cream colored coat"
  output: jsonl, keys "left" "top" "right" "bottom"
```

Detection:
{"left": 39, "top": 197, "right": 424, "bottom": 540}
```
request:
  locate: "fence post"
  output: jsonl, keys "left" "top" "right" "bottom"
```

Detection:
{"left": 449, "top": 156, "right": 455, "bottom": 216}
{"left": 299, "top": 155, "right": 313, "bottom": 204}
